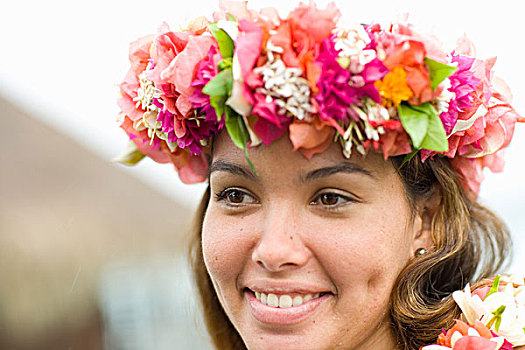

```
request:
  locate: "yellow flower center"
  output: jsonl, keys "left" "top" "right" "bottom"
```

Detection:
{"left": 374, "top": 66, "right": 413, "bottom": 107}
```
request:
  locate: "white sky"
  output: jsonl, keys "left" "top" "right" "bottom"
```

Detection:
{"left": 1, "top": 0, "right": 524, "bottom": 273}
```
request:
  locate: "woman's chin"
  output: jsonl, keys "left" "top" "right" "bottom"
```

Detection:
{"left": 240, "top": 329, "right": 331, "bottom": 350}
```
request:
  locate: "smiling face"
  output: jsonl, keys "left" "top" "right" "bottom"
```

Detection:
{"left": 202, "top": 132, "right": 425, "bottom": 350}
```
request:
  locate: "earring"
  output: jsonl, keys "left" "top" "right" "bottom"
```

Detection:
{"left": 415, "top": 248, "right": 427, "bottom": 256}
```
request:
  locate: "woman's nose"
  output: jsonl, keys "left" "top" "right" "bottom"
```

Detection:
{"left": 251, "top": 204, "right": 310, "bottom": 272}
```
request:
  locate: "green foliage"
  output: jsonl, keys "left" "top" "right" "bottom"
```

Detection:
{"left": 224, "top": 107, "right": 258, "bottom": 175}
{"left": 486, "top": 275, "right": 502, "bottom": 299}
{"left": 115, "top": 141, "right": 146, "bottom": 166}
{"left": 224, "top": 107, "right": 248, "bottom": 149}
{"left": 398, "top": 102, "right": 448, "bottom": 152}
{"left": 203, "top": 70, "right": 233, "bottom": 121}
{"left": 208, "top": 22, "right": 234, "bottom": 59}
{"left": 425, "top": 57, "right": 457, "bottom": 90}
{"left": 226, "top": 14, "right": 238, "bottom": 22}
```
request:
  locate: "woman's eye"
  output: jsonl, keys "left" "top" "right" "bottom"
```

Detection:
{"left": 310, "top": 191, "right": 354, "bottom": 208}
{"left": 216, "top": 188, "right": 258, "bottom": 205}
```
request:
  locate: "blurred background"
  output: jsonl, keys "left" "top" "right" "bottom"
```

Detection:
{"left": 0, "top": 0, "right": 523, "bottom": 349}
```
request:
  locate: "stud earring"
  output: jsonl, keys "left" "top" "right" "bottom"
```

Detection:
{"left": 415, "top": 248, "right": 427, "bottom": 256}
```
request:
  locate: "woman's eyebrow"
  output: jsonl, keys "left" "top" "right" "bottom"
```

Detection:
{"left": 302, "top": 162, "right": 374, "bottom": 182}
{"left": 209, "top": 160, "right": 257, "bottom": 180}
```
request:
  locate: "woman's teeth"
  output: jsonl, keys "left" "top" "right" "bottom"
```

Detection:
{"left": 254, "top": 292, "right": 321, "bottom": 308}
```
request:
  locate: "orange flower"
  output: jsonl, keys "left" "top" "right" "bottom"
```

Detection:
{"left": 289, "top": 116, "right": 335, "bottom": 159}
{"left": 375, "top": 66, "right": 413, "bottom": 107}
{"left": 437, "top": 320, "right": 494, "bottom": 347}
{"left": 378, "top": 25, "right": 442, "bottom": 105}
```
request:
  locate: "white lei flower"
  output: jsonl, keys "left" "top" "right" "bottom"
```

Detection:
{"left": 253, "top": 41, "right": 313, "bottom": 121}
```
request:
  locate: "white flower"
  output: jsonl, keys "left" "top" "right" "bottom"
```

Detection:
{"left": 340, "top": 100, "right": 393, "bottom": 158}
{"left": 253, "top": 42, "right": 313, "bottom": 121}
{"left": 332, "top": 23, "right": 377, "bottom": 74}
{"left": 453, "top": 277, "right": 525, "bottom": 346}
{"left": 435, "top": 78, "right": 456, "bottom": 115}
{"left": 481, "top": 283, "right": 525, "bottom": 345}
{"left": 133, "top": 67, "right": 162, "bottom": 112}
{"left": 452, "top": 283, "right": 488, "bottom": 324}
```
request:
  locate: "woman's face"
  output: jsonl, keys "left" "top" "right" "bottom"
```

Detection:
{"left": 202, "top": 132, "right": 424, "bottom": 350}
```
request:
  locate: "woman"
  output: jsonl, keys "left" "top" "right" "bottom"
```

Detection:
{"left": 116, "top": 1, "right": 524, "bottom": 349}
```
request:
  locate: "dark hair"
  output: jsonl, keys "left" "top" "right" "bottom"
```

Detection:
{"left": 189, "top": 154, "right": 512, "bottom": 350}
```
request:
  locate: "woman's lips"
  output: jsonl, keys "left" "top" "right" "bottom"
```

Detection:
{"left": 245, "top": 289, "right": 331, "bottom": 325}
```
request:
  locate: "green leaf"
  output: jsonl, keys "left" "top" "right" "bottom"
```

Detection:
{"left": 226, "top": 14, "right": 238, "bottom": 22}
{"left": 486, "top": 275, "right": 502, "bottom": 299}
{"left": 398, "top": 102, "right": 448, "bottom": 152}
{"left": 218, "top": 57, "right": 233, "bottom": 72}
{"left": 202, "top": 69, "right": 233, "bottom": 97}
{"left": 485, "top": 304, "right": 506, "bottom": 332}
{"left": 398, "top": 103, "right": 430, "bottom": 149}
{"left": 222, "top": 107, "right": 259, "bottom": 175}
{"left": 398, "top": 149, "right": 419, "bottom": 170}
{"left": 224, "top": 107, "right": 248, "bottom": 149}
{"left": 210, "top": 95, "right": 226, "bottom": 121}
{"left": 113, "top": 141, "right": 146, "bottom": 166}
{"left": 420, "top": 106, "right": 448, "bottom": 152}
{"left": 203, "top": 69, "right": 233, "bottom": 121}
{"left": 244, "top": 146, "right": 258, "bottom": 176}
{"left": 424, "top": 57, "right": 457, "bottom": 90}
{"left": 336, "top": 56, "right": 350, "bottom": 69}
{"left": 208, "top": 22, "right": 235, "bottom": 59}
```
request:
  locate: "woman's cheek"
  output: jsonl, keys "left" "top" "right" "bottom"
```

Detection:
{"left": 202, "top": 209, "right": 253, "bottom": 285}
{"left": 312, "top": 217, "right": 409, "bottom": 290}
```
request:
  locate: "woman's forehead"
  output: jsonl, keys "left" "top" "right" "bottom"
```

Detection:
{"left": 211, "top": 130, "right": 396, "bottom": 181}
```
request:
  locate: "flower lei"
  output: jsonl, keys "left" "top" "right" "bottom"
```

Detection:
{"left": 422, "top": 275, "right": 525, "bottom": 350}
{"left": 116, "top": 1, "right": 523, "bottom": 194}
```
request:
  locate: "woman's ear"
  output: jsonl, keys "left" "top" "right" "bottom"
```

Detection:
{"left": 412, "top": 189, "right": 441, "bottom": 255}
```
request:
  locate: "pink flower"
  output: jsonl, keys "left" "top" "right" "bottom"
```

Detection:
{"left": 147, "top": 24, "right": 219, "bottom": 154}
{"left": 120, "top": 116, "right": 167, "bottom": 163}
{"left": 375, "top": 123, "right": 412, "bottom": 159}
{"left": 120, "top": 115, "right": 208, "bottom": 184}
{"left": 227, "top": 19, "right": 264, "bottom": 119}
{"left": 189, "top": 46, "right": 221, "bottom": 115}
{"left": 149, "top": 24, "right": 214, "bottom": 114}
{"left": 421, "top": 40, "right": 523, "bottom": 195}
{"left": 420, "top": 53, "right": 480, "bottom": 162}
{"left": 270, "top": 1, "right": 340, "bottom": 85}
{"left": 314, "top": 38, "right": 388, "bottom": 124}
{"left": 117, "top": 34, "right": 155, "bottom": 121}
{"left": 441, "top": 54, "right": 480, "bottom": 135}
{"left": 422, "top": 319, "right": 512, "bottom": 350}
{"left": 213, "top": 0, "right": 255, "bottom": 21}
{"left": 252, "top": 92, "right": 290, "bottom": 146}
{"left": 286, "top": 1, "right": 341, "bottom": 55}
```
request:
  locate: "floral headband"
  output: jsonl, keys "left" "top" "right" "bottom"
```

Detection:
{"left": 116, "top": 0, "right": 523, "bottom": 195}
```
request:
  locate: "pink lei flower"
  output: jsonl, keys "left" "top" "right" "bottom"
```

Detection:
{"left": 148, "top": 24, "right": 219, "bottom": 154}
{"left": 314, "top": 37, "right": 388, "bottom": 124}
{"left": 117, "top": 34, "right": 156, "bottom": 122}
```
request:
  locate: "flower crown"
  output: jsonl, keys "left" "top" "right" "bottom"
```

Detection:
{"left": 116, "top": 0, "right": 523, "bottom": 195}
